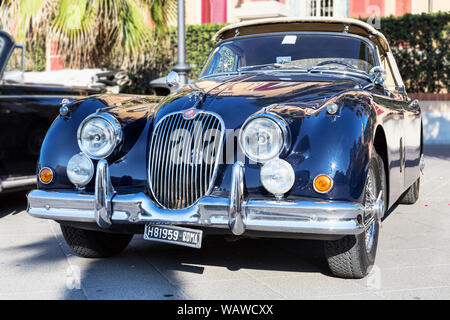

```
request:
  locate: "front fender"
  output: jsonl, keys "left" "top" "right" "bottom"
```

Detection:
{"left": 37, "top": 95, "right": 158, "bottom": 190}
{"left": 242, "top": 93, "right": 376, "bottom": 203}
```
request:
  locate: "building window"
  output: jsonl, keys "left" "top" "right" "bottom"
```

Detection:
{"left": 321, "top": 0, "right": 333, "bottom": 16}
{"left": 308, "top": 0, "right": 334, "bottom": 17}
{"left": 309, "top": 0, "right": 317, "bottom": 16}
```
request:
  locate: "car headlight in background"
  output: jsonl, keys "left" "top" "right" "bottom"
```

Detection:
{"left": 260, "top": 158, "right": 295, "bottom": 196}
{"left": 67, "top": 153, "right": 94, "bottom": 187}
{"left": 77, "top": 114, "right": 122, "bottom": 159}
{"left": 239, "top": 114, "right": 287, "bottom": 163}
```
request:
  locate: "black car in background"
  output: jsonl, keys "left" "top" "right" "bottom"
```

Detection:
{"left": 0, "top": 30, "right": 102, "bottom": 193}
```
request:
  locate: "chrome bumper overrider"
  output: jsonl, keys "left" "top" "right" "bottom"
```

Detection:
{"left": 27, "top": 162, "right": 380, "bottom": 236}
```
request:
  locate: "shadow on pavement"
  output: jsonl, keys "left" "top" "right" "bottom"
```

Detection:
{"left": 0, "top": 234, "right": 87, "bottom": 299}
{"left": 4, "top": 230, "right": 332, "bottom": 299}
{"left": 4, "top": 235, "right": 67, "bottom": 265}
{"left": 137, "top": 235, "right": 330, "bottom": 275}
{"left": 381, "top": 201, "right": 400, "bottom": 222}
{"left": 0, "top": 191, "right": 27, "bottom": 219}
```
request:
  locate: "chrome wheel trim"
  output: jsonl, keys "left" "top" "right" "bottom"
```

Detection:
{"left": 364, "top": 168, "right": 377, "bottom": 253}
{"left": 365, "top": 219, "right": 376, "bottom": 253}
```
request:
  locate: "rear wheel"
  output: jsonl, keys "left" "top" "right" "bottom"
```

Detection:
{"left": 60, "top": 225, "right": 133, "bottom": 258}
{"left": 324, "top": 153, "right": 386, "bottom": 279}
{"left": 398, "top": 178, "right": 420, "bottom": 204}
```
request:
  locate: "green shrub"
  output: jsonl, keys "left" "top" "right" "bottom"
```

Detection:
{"left": 378, "top": 12, "right": 449, "bottom": 93}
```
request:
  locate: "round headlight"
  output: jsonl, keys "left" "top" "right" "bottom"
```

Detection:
{"left": 77, "top": 114, "right": 122, "bottom": 159}
{"left": 260, "top": 158, "right": 295, "bottom": 196}
{"left": 239, "top": 116, "right": 286, "bottom": 162}
{"left": 67, "top": 153, "right": 94, "bottom": 187}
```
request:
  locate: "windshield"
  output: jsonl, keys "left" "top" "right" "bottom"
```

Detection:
{"left": 200, "top": 34, "right": 376, "bottom": 77}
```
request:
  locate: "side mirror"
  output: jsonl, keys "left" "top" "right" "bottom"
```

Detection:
{"left": 166, "top": 71, "right": 180, "bottom": 88}
{"left": 369, "top": 66, "right": 386, "bottom": 86}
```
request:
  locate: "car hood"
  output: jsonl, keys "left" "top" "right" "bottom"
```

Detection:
{"left": 152, "top": 72, "right": 365, "bottom": 127}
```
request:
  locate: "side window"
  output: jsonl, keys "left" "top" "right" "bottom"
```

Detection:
{"left": 380, "top": 54, "right": 396, "bottom": 91}
{"left": 211, "top": 46, "right": 237, "bottom": 74}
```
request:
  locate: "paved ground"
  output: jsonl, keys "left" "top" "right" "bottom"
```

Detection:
{"left": 0, "top": 145, "right": 449, "bottom": 300}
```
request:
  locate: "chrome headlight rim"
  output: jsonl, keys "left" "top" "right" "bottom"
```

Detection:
{"left": 77, "top": 113, "right": 123, "bottom": 160}
{"left": 239, "top": 113, "right": 290, "bottom": 163}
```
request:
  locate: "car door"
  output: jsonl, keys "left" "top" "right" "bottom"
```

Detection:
{"left": 372, "top": 50, "right": 410, "bottom": 204}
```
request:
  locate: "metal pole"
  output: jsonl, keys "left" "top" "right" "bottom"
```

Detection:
{"left": 172, "top": 0, "right": 191, "bottom": 86}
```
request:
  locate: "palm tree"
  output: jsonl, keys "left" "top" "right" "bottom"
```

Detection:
{"left": 0, "top": 0, "right": 177, "bottom": 68}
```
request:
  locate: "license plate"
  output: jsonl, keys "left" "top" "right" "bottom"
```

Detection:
{"left": 144, "top": 224, "right": 203, "bottom": 249}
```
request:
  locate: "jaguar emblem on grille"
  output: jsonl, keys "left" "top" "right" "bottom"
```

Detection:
{"left": 183, "top": 108, "right": 197, "bottom": 119}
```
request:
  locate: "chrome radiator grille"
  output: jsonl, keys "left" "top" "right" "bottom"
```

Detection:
{"left": 148, "top": 111, "right": 224, "bottom": 209}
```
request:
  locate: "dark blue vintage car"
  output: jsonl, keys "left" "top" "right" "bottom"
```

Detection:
{"left": 27, "top": 18, "right": 423, "bottom": 278}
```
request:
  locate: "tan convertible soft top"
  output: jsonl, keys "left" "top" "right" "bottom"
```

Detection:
{"left": 213, "top": 17, "right": 390, "bottom": 52}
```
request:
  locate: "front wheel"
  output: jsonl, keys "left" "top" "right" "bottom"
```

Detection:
{"left": 324, "top": 153, "right": 386, "bottom": 279}
{"left": 60, "top": 225, "right": 133, "bottom": 258}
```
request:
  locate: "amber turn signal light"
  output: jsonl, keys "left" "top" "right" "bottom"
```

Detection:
{"left": 39, "top": 167, "right": 54, "bottom": 184}
{"left": 313, "top": 174, "right": 333, "bottom": 193}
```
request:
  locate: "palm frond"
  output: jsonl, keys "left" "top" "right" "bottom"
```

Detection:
{"left": 0, "top": 0, "right": 48, "bottom": 42}
{"left": 148, "top": 0, "right": 177, "bottom": 35}
{"left": 1, "top": 0, "right": 179, "bottom": 69}
{"left": 118, "top": 0, "right": 151, "bottom": 57}
{"left": 50, "top": 0, "right": 98, "bottom": 67}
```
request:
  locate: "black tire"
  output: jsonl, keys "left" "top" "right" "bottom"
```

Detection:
{"left": 324, "top": 153, "right": 386, "bottom": 279}
{"left": 60, "top": 225, "right": 133, "bottom": 258}
{"left": 398, "top": 178, "right": 420, "bottom": 204}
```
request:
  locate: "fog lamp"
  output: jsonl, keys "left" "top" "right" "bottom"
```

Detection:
{"left": 313, "top": 174, "right": 333, "bottom": 193}
{"left": 39, "top": 167, "right": 54, "bottom": 184}
{"left": 67, "top": 153, "right": 94, "bottom": 187}
{"left": 260, "top": 158, "right": 295, "bottom": 196}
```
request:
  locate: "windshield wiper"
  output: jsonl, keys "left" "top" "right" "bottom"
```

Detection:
{"left": 307, "top": 65, "right": 370, "bottom": 80}
{"left": 238, "top": 63, "right": 283, "bottom": 72}
{"left": 307, "top": 65, "right": 353, "bottom": 72}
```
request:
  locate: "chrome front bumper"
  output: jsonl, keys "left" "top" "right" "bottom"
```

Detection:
{"left": 27, "top": 162, "right": 380, "bottom": 236}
